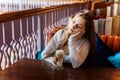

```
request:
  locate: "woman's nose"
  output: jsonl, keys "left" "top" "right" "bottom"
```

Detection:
{"left": 72, "top": 24, "right": 77, "bottom": 29}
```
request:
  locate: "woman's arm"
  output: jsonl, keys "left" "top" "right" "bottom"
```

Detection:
{"left": 41, "top": 30, "right": 63, "bottom": 59}
{"left": 68, "top": 37, "right": 90, "bottom": 69}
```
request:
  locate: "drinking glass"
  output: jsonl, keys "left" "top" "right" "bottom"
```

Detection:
{"left": 55, "top": 49, "right": 64, "bottom": 70}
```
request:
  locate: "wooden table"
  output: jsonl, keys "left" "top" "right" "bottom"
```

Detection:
{"left": 0, "top": 58, "right": 120, "bottom": 80}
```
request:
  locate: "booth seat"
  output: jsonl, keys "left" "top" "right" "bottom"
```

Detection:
{"left": 37, "top": 26, "right": 120, "bottom": 69}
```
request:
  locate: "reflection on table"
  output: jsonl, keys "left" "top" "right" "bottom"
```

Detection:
{"left": 0, "top": 58, "right": 120, "bottom": 80}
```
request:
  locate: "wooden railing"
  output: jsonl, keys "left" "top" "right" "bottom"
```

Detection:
{"left": 0, "top": 0, "right": 87, "bottom": 13}
{"left": 0, "top": 1, "right": 91, "bottom": 70}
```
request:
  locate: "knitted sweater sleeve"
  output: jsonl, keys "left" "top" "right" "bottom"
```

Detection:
{"left": 41, "top": 30, "right": 62, "bottom": 59}
{"left": 68, "top": 37, "right": 90, "bottom": 69}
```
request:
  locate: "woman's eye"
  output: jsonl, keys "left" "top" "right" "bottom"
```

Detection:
{"left": 78, "top": 24, "right": 82, "bottom": 28}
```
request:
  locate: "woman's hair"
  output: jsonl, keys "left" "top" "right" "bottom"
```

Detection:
{"left": 62, "top": 10, "right": 96, "bottom": 66}
{"left": 78, "top": 10, "right": 96, "bottom": 66}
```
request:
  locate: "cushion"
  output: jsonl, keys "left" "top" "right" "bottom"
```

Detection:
{"left": 95, "top": 33, "right": 114, "bottom": 67}
{"left": 36, "top": 48, "right": 44, "bottom": 60}
{"left": 48, "top": 27, "right": 61, "bottom": 42}
{"left": 107, "top": 52, "right": 120, "bottom": 69}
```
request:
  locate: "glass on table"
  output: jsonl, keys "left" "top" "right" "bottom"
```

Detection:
{"left": 55, "top": 49, "right": 64, "bottom": 70}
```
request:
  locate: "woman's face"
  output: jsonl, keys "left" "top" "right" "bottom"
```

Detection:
{"left": 68, "top": 15, "right": 86, "bottom": 35}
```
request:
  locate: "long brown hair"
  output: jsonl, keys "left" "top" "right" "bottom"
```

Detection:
{"left": 79, "top": 10, "right": 96, "bottom": 66}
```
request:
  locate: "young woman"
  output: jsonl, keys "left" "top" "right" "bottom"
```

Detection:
{"left": 41, "top": 10, "right": 96, "bottom": 69}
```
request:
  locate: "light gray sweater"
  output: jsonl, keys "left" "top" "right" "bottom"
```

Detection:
{"left": 42, "top": 29, "right": 90, "bottom": 69}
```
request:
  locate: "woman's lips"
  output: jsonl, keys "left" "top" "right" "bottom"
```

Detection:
{"left": 70, "top": 28, "right": 73, "bottom": 32}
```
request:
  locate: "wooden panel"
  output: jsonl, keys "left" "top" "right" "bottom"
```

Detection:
{"left": 14, "top": 20, "right": 20, "bottom": 41}
{"left": 21, "top": 18, "right": 27, "bottom": 37}
{"left": 36, "top": 15, "right": 41, "bottom": 51}
{"left": 34, "top": 16, "right": 38, "bottom": 32}
{"left": 28, "top": 17, "right": 32, "bottom": 34}
{"left": 4, "top": 22, "right": 12, "bottom": 45}
{"left": 40, "top": 14, "right": 45, "bottom": 48}
{"left": 0, "top": 23, "right": 3, "bottom": 46}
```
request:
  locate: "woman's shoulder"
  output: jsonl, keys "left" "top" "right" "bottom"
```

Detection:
{"left": 56, "top": 29, "right": 63, "bottom": 34}
{"left": 80, "top": 38, "right": 90, "bottom": 46}
{"left": 52, "top": 29, "right": 64, "bottom": 41}
{"left": 55, "top": 25, "right": 66, "bottom": 36}
{"left": 54, "top": 29, "right": 64, "bottom": 36}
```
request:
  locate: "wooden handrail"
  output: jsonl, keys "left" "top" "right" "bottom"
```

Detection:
{"left": 0, "top": 1, "right": 90, "bottom": 23}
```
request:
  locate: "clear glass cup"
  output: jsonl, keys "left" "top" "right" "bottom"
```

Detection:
{"left": 55, "top": 49, "right": 64, "bottom": 70}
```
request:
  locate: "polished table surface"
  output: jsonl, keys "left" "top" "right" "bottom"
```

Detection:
{"left": 0, "top": 58, "right": 120, "bottom": 80}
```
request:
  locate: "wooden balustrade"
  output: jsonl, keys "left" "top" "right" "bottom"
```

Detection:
{"left": 0, "top": 1, "right": 91, "bottom": 70}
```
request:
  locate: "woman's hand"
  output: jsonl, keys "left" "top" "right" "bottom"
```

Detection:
{"left": 42, "top": 54, "right": 48, "bottom": 59}
{"left": 53, "top": 57, "right": 58, "bottom": 66}
{"left": 70, "top": 30, "right": 85, "bottom": 39}
{"left": 42, "top": 53, "right": 51, "bottom": 59}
